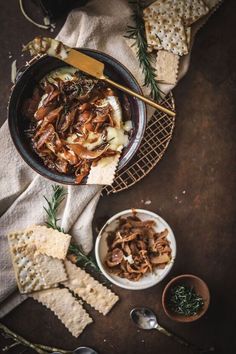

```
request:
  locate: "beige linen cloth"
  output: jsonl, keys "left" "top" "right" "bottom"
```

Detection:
{"left": 0, "top": 0, "right": 219, "bottom": 318}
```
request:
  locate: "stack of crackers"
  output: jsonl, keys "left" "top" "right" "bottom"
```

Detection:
{"left": 8, "top": 226, "right": 119, "bottom": 338}
{"left": 129, "top": 0, "right": 221, "bottom": 85}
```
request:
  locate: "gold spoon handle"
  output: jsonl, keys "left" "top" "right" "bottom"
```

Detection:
{"left": 156, "top": 325, "right": 215, "bottom": 353}
{"left": 102, "top": 76, "right": 176, "bottom": 117}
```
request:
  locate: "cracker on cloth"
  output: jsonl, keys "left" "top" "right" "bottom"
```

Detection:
{"left": 8, "top": 226, "right": 71, "bottom": 259}
{"left": 144, "top": 0, "right": 209, "bottom": 26}
{"left": 35, "top": 253, "right": 67, "bottom": 285}
{"left": 27, "top": 225, "right": 71, "bottom": 260}
{"left": 145, "top": 15, "right": 188, "bottom": 56}
{"left": 87, "top": 153, "right": 121, "bottom": 185}
{"left": 8, "top": 244, "right": 64, "bottom": 293}
{"left": 30, "top": 288, "right": 92, "bottom": 337}
{"left": 156, "top": 50, "right": 180, "bottom": 85}
{"left": 63, "top": 260, "right": 119, "bottom": 315}
{"left": 8, "top": 230, "right": 68, "bottom": 293}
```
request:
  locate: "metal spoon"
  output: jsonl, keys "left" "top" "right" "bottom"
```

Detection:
{"left": 130, "top": 307, "right": 214, "bottom": 353}
{"left": 52, "top": 346, "right": 98, "bottom": 354}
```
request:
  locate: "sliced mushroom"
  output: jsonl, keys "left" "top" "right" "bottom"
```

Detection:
{"left": 150, "top": 254, "right": 170, "bottom": 265}
{"left": 35, "top": 124, "right": 55, "bottom": 149}
{"left": 106, "top": 248, "right": 124, "bottom": 267}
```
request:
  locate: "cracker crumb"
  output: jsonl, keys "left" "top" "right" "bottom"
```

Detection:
{"left": 144, "top": 200, "right": 152, "bottom": 205}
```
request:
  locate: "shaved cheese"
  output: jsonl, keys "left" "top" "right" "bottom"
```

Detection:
{"left": 47, "top": 39, "right": 68, "bottom": 59}
{"left": 44, "top": 66, "right": 77, "bottom": 84}
{"left": 83, "top": 132, "right": 104, "bottom": 150}
{"left": 107, "top": 96, "right": 122, "bottom": 128}
{"left": 123, "top": 254, "right": 134, "bottom": 264}
{"left": 106, "top": 126, "right": 129, "bottom": 152}
{"left": 38, "top": 93, "right": 48, "bottom": 108}
{"left": 124, "top": 120, "right": 133, "bottom": 132}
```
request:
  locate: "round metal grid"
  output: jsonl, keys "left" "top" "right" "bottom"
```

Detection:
{"left": 103, "top": 92, "right": 175, "bottom": 195}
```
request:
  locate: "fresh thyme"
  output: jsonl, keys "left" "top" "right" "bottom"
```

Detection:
{"left": 43, "top": 185, "right": 100, "bottom": 272}
{"left": 126, "top": 0, "right": 161, "bottom": 101}
{"left": 168, "top": 285, "right": 204, "bottom": 316}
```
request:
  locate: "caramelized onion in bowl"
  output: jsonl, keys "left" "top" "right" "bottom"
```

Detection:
{"left": 22, "top": 67, "right": 133, "bottom": 184}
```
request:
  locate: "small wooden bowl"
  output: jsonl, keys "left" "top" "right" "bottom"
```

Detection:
{"left": 162, "top": 274, "right": 210, "bottom": 323}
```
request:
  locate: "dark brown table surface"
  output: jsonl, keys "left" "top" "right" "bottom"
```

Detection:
{"left": 0, "top": 1, "right": 236, "bottom": 354}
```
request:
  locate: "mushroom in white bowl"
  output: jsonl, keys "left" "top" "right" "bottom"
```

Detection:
{"left": 95, "top": 209, "right": 176, "bottom": 290}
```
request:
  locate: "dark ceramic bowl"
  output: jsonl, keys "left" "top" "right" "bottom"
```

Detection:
{"left": 8, "top": 49, "right": 146, "bottom": 185}
{"left": 162, "top": 274, "right": 210, "bottom": 323}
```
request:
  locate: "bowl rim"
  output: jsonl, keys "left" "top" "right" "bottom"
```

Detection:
{"left": 95, "top": 208, "right": 177, "bottom": 290}
{"left": 161, "top": 274, "right": 210, "bottom": 322}
{"left": 8, "top": 48, "right": 147, "bottom": 185}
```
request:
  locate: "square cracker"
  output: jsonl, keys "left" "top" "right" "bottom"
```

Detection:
{"left": 144, "top": 0, "right": 209, "bottom": 26}
{"left": 63, "top": 260, "right": 119, "bottom": 315}
{"left": 27, "top": 225, "right": 71, "bottom": 260}
{"left": 35, "top": 253, "right": 67, "bottom": 285}
{"left": 8, "top": 244, "right": 66, "bottom": 293}
{"left": 8, "top": 226, "right": 71, "bottom": 260}
{"left": 87, "top": 154, "right": 120, "bottom": 185}
{"left": 145, "top": 15, "right": 189, "bottom": 56}
{"left": 30, "top": 288, "right": 92, "bottom": 337}
{"left": 9, "top": 244, "right": 47, "bottom": 293}
{"left": 144, "top": 19, "right": 162, "bottom": 50}
{"left": 156, "top": 50, "right": 180, "bottom": 85}
{"left": 8, "top": 230, "right": 68, "bottom": 293}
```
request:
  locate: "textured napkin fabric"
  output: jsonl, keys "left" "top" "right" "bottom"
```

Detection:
{"left": 0, "top": 0, "right": 218, "bottom": 318}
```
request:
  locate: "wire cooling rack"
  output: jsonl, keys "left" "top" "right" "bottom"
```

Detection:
{"left": 103, "top": 92, "right": 175, "bottom": 195}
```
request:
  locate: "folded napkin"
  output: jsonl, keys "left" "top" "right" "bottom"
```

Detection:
{"left": 0, "top": 0, "right": 219, "bottom": 318}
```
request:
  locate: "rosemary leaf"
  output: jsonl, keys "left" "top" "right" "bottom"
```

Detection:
{"left": 125, "top": 0, "right": 161, "bottom": 101}
{"left": 43, "top": 185, "right": 100, "bottom": 273}
{"left": 43, "top": 185, "right": 67, "bottom": 232}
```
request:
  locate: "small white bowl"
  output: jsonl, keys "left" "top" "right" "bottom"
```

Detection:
{"left": 95, "top": 209, "right": 176, "bottom": 290}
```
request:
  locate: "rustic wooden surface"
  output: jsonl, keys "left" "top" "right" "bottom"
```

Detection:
{"left": 0, "top": 1, "right": 236, "bottom": 353}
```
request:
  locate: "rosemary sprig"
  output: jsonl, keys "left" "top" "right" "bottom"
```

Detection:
{"left": 43, "top": 185, "right": 66, "bottom": 232}
{"left": 125, "top": 0, "right": 161, "bottom": 101}
{"left": 44, "top": 185, "right": 100, "bottom": 272}
{"left": 69, "top": 243, "right": 100, "bottom": 272}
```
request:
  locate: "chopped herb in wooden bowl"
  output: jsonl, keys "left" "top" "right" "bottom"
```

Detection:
{"left": 162, "top": 274, "right": 210, "bottom": 322}
{"left": 168, "top": 285, "right": 204, "bottom": 316}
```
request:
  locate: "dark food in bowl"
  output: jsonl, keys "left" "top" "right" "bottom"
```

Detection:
{"left": 22, "top": 67, "right": 133, "bottom": 184}
{"left": 8, "top": 49, "right": 146, "bottom": 185}
{"left": 105, "top": 210, "right": 172, "bottom": 281}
